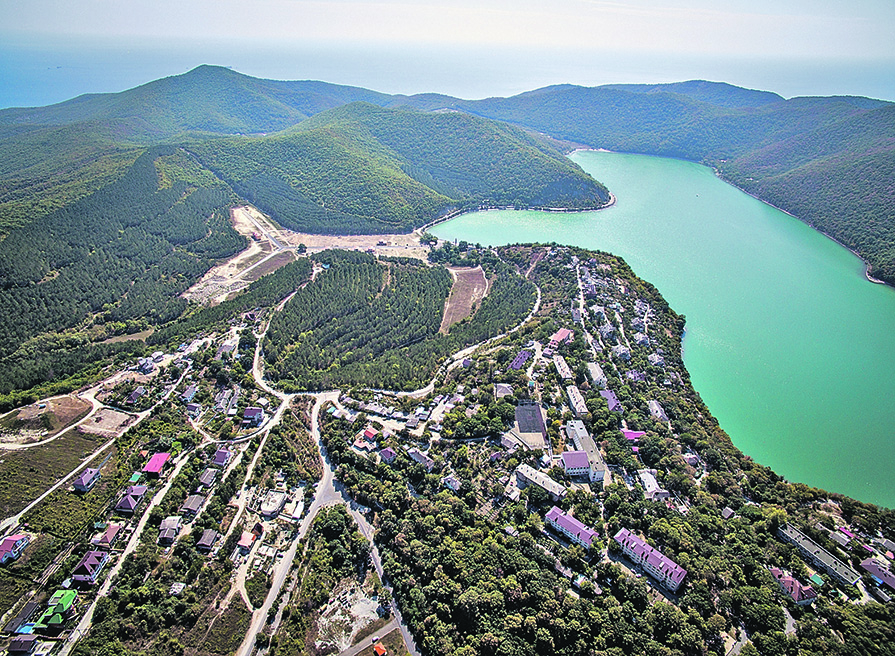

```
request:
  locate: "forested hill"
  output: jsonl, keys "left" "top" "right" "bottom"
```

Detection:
{"left": 405, "top": 84, "right": 895, "bottom": 284}
{"left": 191, "top": 102, "right": 610, "bottom": 233}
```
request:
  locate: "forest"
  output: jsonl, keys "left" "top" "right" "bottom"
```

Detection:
{"left": 264, "top": 249, "right": 536, "bottom": 392}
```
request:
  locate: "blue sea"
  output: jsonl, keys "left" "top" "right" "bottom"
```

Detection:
{"left": 1, "top": 35, "right": 894, "bottom": 108}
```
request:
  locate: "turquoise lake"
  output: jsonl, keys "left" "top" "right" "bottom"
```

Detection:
{"left": 432, "top": 150, "right": 895, "bottom": 509}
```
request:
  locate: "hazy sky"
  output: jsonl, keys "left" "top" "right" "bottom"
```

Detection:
{"left": 1, "top": 0, "right": 894, "bottom": 104}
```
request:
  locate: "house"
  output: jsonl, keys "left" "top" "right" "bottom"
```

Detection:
{"left": 137, "top": 358, "right": 155, "bottom": 374}
{"left": 777, "top": 524, "right": 860, "bottom": 586}
{"left": 561, "top": 451, "right": 591, "bottom": 478}
{"left": 516, "top": 464, "right": 566, "bottom": 501}
{"left": 158, "top": 516, "right": 182, "bottom": 545}
{"left": 126, "top": 386, "right": 147, "bottom": 405}
{"left": 587, "top": 362, "right": 607, "bottom": 388}
{"left": 260, "top": 490, "right": 286, "bottom": 518}
{"left": 721, "top": 507, "right": 736, "bottom": 520}
{"left": 648, "top": 353, "right": 665, "bottom": 367}
{"left": 633, "top": 332, "right": 650, "bottom": 346}
{"left": 443, "top": 475, "right": 462, "bottom": 492}
{"left": 682, "top": 453, "right": 700, "bottom": 468}
{"left": 553, "top": 355, "right": 574, "bottom": 380}
{"left": 237, "top": 531, "right": 256, "bottom": 554}
{"left": 404, "top": 416, "right": 420, "bottom": 429}
{"left": 622, "top": 430, "right": 645, "bottom": 442}
{"left": 408, "top": 448, "right": 435, "bottom": 472}
{"left": 91, "top": 523, "right": 123, "bottom": 548}
{"left": 494, "top": 383, "right": 514, "bottom": 399}
{"left": 374, "top": 643, "right": 387, "bottom": 656}
{"left": 197, "top": 529, "right": 220, "bottom": 553}
{"left": 611, "top": 344, "right": 631, "bottom": 361}
{"left": 861, "top": 558, "right": 895, "bottom": 592}
{"left": 243, "top": 406, "right": 265, "bottom": 427}
{"left": 614, "top": 528, "right": 687, "bottom": 592}
{"left": 143, "top": 452, "right": 171, "bottom": 476}
{"left": 213, "top": 448, "right": 232, "bottom": 467}
{"left": 566, "top": 386, "right": 589, "bottom": 418}
{"left": 8, "top": 635, "right": 37, "bottom": 654}
{"left": 115, "top": 484, "right": 148, "bottom": 514}
{"left": 648, "top": 400, "right": 669, "bottom": 422}
{"left": 379, "top": 447, "right": 397, "bottom": 464}
{"left": 71, "top": 550, "right": 109, "bottom": 585}
{"left": 546, "top": 506, "right": 598, "bottom": 548}
{"left": 769, "top": 567, "right": 817, "bottom": 605}
{"left": 0, "top": 534, "right": 30, "bottom": 564}
{"left": 34, "top": 589, "right": 77, "bottom": 632}
{"left": 3, "top": 601, "right": 39, "bottom": 634}
{"left": 600, "top": 390, "right": 623, "bottom": 413}
{"left": 359, "top": 427, "right": 378, "bottom": 443}
{"left": 180, "top": 384, "right": 198, "bottom": 404}
{"left": 198, "top": 467, "right": 217, "bottom": 488}
{"left": 73, "top": 467, "right": 101, "bottom": 493}
{"left": 508, "top": 349, "right": 533, "bottom": 370}
{"left": 180, "top": 494, "right": 205, "bottom": 516}
{"left": 637, "top": 469, "right": 670, "bottom": 500}
{"left": 186, "top": 403, "right": 202, "bottom": 417}
{"left": 548, "top": 328, "right": 574, "bottom": 349}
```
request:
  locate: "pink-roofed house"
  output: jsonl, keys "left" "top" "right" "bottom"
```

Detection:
{"left": 0, "top": 534, "right": 30, "bottom": 564}
{"left": 142, "top": 452, "right": 171, "bottom": 476}
{"left": 561, "top": 451, "right": 591, "bottom": 478}
{"left": 546, "top": 506, "right": 598, "bottom": 548}
{"left": 549, "top": 328, "right": 574, "bottom": 350}
{"left": 622, "top": 430, "right": 646, "bottom": 442}
{"left": 73, "top": 467, "right": 101, "bottom": 493}
{"left": 614, "top": 527, "right": 687, "bottom": 592}
{"left": 769, "top": 567, "right": 817, "bottom": 605}
{"left": 71, "top": 550, "right": 109, "bottom": 585}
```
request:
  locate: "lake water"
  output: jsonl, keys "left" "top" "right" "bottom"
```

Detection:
{"left": 432, "top": 150, "right": 895, "bottom": 509}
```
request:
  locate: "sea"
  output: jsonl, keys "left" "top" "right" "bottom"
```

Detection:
{"left": 1, "top": 36, "right": 894, "bottom": 108}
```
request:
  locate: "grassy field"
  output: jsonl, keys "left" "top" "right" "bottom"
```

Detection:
{"left": 0, "top": 427, "right": 106, "bottom": 519}
{"left": 198, "top": 596, "right": 253, "bottom": 655}
{"left": 0, "top": 569, "right": 35, "bottom": 620}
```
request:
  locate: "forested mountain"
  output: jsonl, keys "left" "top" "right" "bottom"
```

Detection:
{"left": 410, "top": 85, "right": 895, "bottom": 283}
{"left": 192, "top": 102, "right": 609, "bottom": 233}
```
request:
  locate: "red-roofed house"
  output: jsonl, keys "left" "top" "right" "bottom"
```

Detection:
{"left": 549, "top": 328, "right": 574, "bottom": 350}
{"left": 91, "top": 524, "right": 123, "bottom": 549}
{"left": 143, "top": 452, "right": 171, "bottom": 476}
{"left": 769, "top": 567, "right": 817, "bottom": 605}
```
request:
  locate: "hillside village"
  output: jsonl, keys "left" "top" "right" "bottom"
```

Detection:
{"left": 0, "top": 239, "right": 893, "bottom": 656}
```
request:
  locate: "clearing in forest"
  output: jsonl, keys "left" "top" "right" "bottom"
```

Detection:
{"left": 0, "top": 395, "right": 92, "bottom": 446}
{"left": 439, "top": 266, "right": 489, "bottom": 333}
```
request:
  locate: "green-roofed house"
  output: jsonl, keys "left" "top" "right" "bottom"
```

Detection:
{"left": 34, "top": 589, "right": 78, "bottom": 632}
{"left": 129, "top": 472, "right": 143, "bottom": 484}
{"left": 809, "top": 574, "right": 825, "bottom": 587}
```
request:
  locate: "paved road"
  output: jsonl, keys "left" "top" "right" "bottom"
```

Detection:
{"left": 336, "top": 618, "right": 399, "bottom": 656}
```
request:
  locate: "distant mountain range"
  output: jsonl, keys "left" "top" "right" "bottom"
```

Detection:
{"left": 1, "top": 65, "right": 893, "bottom": 283}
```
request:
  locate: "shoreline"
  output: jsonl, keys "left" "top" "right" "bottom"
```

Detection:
{"left": 416, "top": 192, "right": 617, "bottom": 234}
{"left": 712, "top": 171, "right": 892, "bottom": 288}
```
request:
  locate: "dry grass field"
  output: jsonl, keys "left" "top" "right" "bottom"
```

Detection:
{"left": 439, "top": 266, "right": 489, "bottom": 333}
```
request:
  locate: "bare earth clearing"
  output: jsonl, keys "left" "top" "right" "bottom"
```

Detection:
{"left": 0, "top": 395, "right": 92, "bottom": 446}
{"left": 76, "top": 408, "right": 136, "bottom": 436}
{"left": 439, "top": 266, "right": 489, "bottom": 333}
{"left": 183, "top": 205, "right": 432, "bottom": 307}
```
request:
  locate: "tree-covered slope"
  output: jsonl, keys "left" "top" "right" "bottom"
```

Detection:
{"left": 0, "top": 65, "right": 394, "bottom": 141}
{"left": 192, "top": 102, "right": 610, "bottom": 233}
{"left": 416, "top": 86, "right": 895, "bottom": 283}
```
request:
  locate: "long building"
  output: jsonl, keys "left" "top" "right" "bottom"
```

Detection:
{"left": 777, "top": 524, "right": 860, "bottom": 586}
{"left": 564, "top": 420, "right": 606, "bottom": 482}
{"left": 553, "top": 355, "right": 574, "bottom": 380}
{"left": 516, "top": 464, "right": 567, "bottom": 501}
{"left": 566, "top": 385, "right": 589, "bottom": 418}
{"left": 546, "top": 506, "right": 598, "bottom": 548}
{"left": 614, "top": 528, "right": 687, "bottom": 592}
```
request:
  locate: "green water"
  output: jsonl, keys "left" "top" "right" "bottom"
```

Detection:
{"left": 432, "top": 150, "right": 895, "bottom": 508}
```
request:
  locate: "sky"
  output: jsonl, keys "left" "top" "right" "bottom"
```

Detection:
{"left": 1, "top": 0, "right": 894, "bottom": 106}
